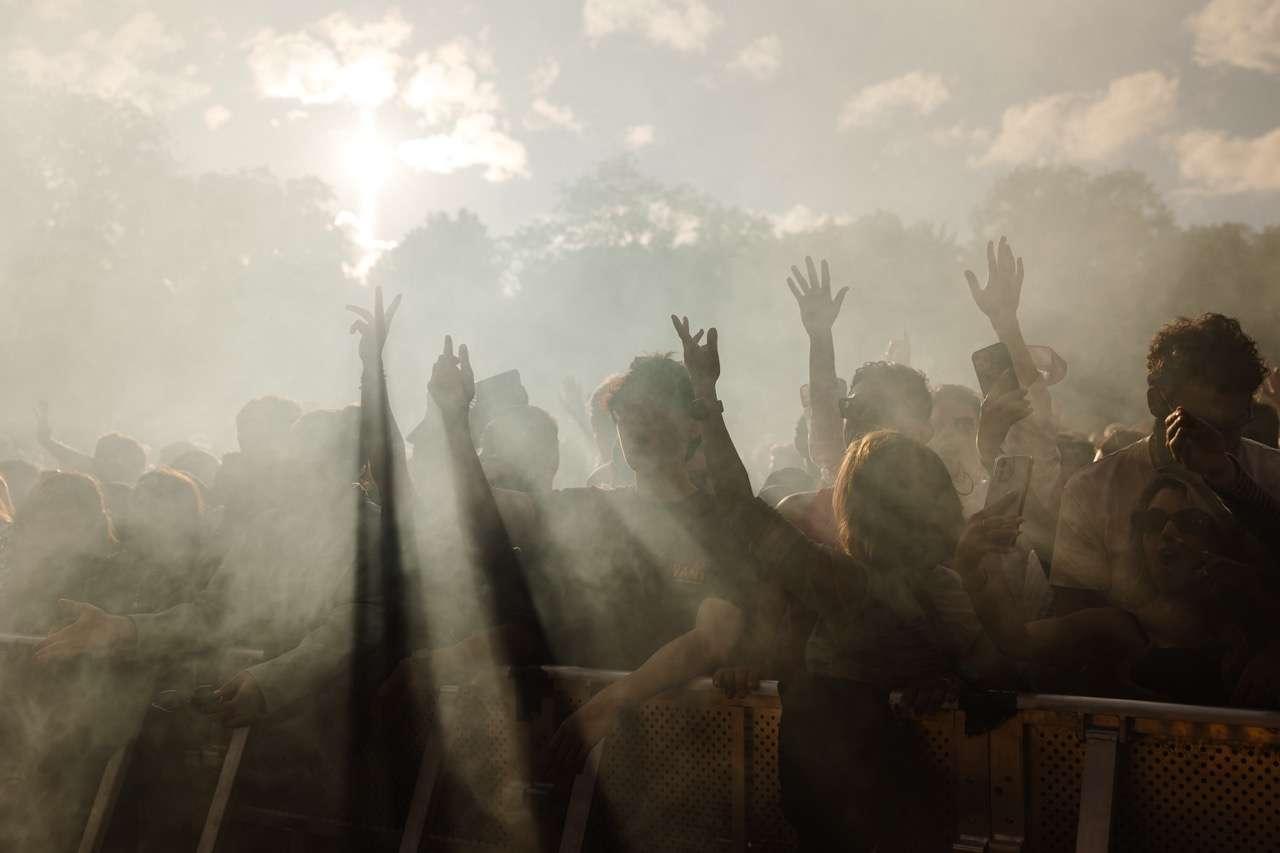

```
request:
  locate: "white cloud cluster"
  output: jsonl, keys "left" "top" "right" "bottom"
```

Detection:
{"left": 770, "top": 204, "right": 852, "bottom": 237}
{"left": 584, "top": 0, "right": 722, "bottom": 52}
{"left": 399, "top": 112, "right": 528, "bottom": 181}
{"left": 400, "top": 36, "right": 526, "bottom": 180}
{"left": 1187, "top": 0, "right": 1280, "bottom": 74}
{"left": 624, "top": 124, "right": 655, "bottom": 149}
{"left": 1175, "top": 126, "right": 1280, "bottom": 192}
{"left": 979, "top": 71, "right": 1178, "bottom": 165}
{"left": 839, "top": 71, "right": 949, "bottom": 130}
{"left": 247, "top": 14, "right": 526, "bottom": 182}
{"left": 10, "top": 11, "right": 209, "bottom": 113}
{"left": 523, "top": 58, "right": 584, "bottom": 133}
{"left": 402, "top": 36, "right": 499, "bottom": 124}
{"left": 727, "top": 35, "right": 782, "bottom": 81}
{"left": 246, "top": 10, "right": 411, "bottom": 107}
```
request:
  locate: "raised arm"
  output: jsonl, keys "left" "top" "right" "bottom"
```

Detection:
{"left": 786, "top": 257, "right": 850, "bottom": 479}
{"left": 35, "top": 401, "right": 97, "bottom": 474}
{"left": 347, "top": 287, "right": 412, "bottom": 503}
{"left": 671, "top": 315, "right": 752, "bottom": 500}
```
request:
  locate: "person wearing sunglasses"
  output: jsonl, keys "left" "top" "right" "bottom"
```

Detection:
{"left": 959, "top": 474, "right": 1280, "bottom": 707}
{"left": 1052, "top": 313, "right": 1280, "bottom": 619}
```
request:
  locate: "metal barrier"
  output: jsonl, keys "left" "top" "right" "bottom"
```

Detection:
{"left": 397, "top": 668, "right": 1280, "bottom": 853}
{"left": 5, "top": 631, "right": 1280, "bottom": 853}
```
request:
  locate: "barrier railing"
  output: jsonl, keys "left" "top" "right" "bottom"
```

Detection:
{"left": 4, "top": 634, "right": 1280, "bottom": 853}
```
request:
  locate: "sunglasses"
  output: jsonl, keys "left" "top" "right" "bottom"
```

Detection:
{"left": 1131, "top": 507, "right": 1216, "bottom": 538}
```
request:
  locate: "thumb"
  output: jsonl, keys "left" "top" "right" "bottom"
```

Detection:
{"left": 57, "top": 598, "right": 88, "bottom": 618}
{"left": 964, "top": 270, "right": 982, "bottom": 302}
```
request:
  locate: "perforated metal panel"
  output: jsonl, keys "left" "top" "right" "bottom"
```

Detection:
{"left": 426, "top": 687, "right": 523, "bottom": 849}
{"left": 1027, "top": 724, "right": 1083, "bottom": 853}
{"left": 586, "top": 700, "right": 737, "bottom": 853}
{"left": 1113, "top": 737, "right": 1280, "bottom": 853}
{"left": 747, "top": 704, "right": 797, "bottom": 853}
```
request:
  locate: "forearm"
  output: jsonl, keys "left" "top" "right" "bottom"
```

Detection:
{"left": 442, "top": 413, "right": 516, "bottom": 559}
{"left": 40, "top": 436, "right": 95, "bottom": 473}
{"left": 592, "top": 629, "right": 722, "bottom": 711}
{"left": 730, "top": 497, "right": 868, "bottom": 621}
{"left": 692, "top": 379, "right": 752, "bottom": 499}
{"left": 806, "top": 331, "right": 845, "bottom": 474}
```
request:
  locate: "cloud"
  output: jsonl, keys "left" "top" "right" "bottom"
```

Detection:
{"left": 1187, "top": 0, "right": 1280, "bottom": 73}
{"left": 245, "top": 10, "right": 411, "bottom": 107}
{"left": 727, "top": 35, "right": 781, "bottom": 80}
{"left": 979, "top": 71, "right": 1178, "bottom": 165}
{"left": 770, "top": 204, "right": 852, "bottom": 236}
{"left": 838, "top": 71, "right": 950, "bottom": 130}
{"left": 204, "top": 104, "right": 231, "bottom": 130}
{"left": 398, "top": 112, "right": 528, "bottom": 181}
{"left": 523, "top": 58, "right": 584, "bottom": 132}
{"left": 9, "top": 11, "right": 209, "bottom": 113}
{"left": 1175, "top": 126, "right": 1280, "bottom": 192}
{"left": 525, "top": 99, "right": 584, "bottom": 132}
{"left": 402, "top": 36, "right": 500, "bottom": 125}
{"left": 623, "top": 124, "right": 655, "bottom": 148}
{"left": 583, "top": 0, "right": 722, "bottom": 52}
{"left": 530, "top": 58, "right": 561, "bottom": 96}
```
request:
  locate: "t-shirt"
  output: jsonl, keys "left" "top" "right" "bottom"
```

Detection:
{"left": 1051, "top": 436, "right": 1280, "bottom": 610}
{"left": 804, "top": 563, "right": 984, "bottom": 686}
{"left": 535, "top": 487, "right": 755, "bottom": 670}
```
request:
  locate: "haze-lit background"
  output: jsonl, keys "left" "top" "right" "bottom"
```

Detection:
{"left": 2, "top": 0, "right": 1278, "bottom": 474}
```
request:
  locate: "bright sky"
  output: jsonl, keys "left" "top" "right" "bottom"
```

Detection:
{"left": 8, "top": 0, "right": 1280, "bottom": 251}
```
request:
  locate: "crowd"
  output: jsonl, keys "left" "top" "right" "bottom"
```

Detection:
{"left": 3, "top": 236, "right": 1280, "bottom": 851}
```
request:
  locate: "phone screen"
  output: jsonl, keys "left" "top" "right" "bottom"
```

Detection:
{"left": 985, "top": 455, "right": 1034, "bottom": 516}
{"left": 972, "top": 342, "right": 1016, "bottom": 397}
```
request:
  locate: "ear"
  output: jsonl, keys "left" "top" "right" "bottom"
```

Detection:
{"left": 1147, "top": 386, "right": 1170, "bottom": 419}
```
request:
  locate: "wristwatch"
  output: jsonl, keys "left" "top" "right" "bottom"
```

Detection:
{"left": 689, "top": 398, "right": 725, "bottom": 420}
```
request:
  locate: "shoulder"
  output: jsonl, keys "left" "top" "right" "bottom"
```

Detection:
{"left": 1062, "top": 438, "right": 1150, "bottom": 501}
{"left": 776, "top": 489, "right": 821, "bottom": 521}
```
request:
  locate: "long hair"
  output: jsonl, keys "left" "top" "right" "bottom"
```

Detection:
{"left": 832, "top": 430, "right": 963, "bottom": 571}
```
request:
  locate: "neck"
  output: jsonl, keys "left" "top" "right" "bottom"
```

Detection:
{"left": 635, "top": 463, "right": 697, "bottom": 502}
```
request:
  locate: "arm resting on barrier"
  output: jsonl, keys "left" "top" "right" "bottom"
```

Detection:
{"left": 549, "top": 597, "right": 743, "bottom": 769}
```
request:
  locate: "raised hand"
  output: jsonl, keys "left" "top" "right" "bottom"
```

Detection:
{"left": 977, "top": 369, "right": 1033, "bottom": 468}
{"left": 211, "top": 671, "right": 266, "bottom": 727}
{"left": 965, "top": 236, "right": 1024, "bottom": 327}
{"left": 427, "top": 336, "right": 475, "bottom": 423}
{"left": 346, "top": 285, "right": 403, "bottom": 367}
{"left": 1165, "top": 407, "right": 1236, "bottom": 486}
{"left": 953, "top": 493, "right": 1023, "bottom": 589}
{"left": 33, "top": 599, "right": 136, "bottom": 664}
{"left": 786, "top": 256, "right": 849, "bottom": 335}
{"left": 671, "top": 315, "right": 720, "bottom": 396}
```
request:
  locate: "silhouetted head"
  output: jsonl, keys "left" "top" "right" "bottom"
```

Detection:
{"left": 842, "top": 362, "right": 933, "bottom": 447}
{"left": 170, "top": 448, "right": 220, "bottom": 488}
{"left": 929, "top": 384, "right": 981, "bottom": 463}
{"left": 833, "top": 430, "right": 962, "bottom": 570}
{"left": 125, "top": 466, "right": 203, "bottom": 554}
{"left": 1145, "top": 314, "right": 1266, "bottom": 448}
{"left": 0, "top": 459, "right": 40, "bottom": 509}
{"left": 608, "top": 354, "right": 697, "bottom": 477}
{"left": 288, "top": 406, "right": 361, "bottom": 496}
{"left": 15, "top": 471, "right": 114, "bottom": 558}
{"left": 236, "top": 395, "right": 302, "bottom": 463}
{"left": 480, "top": 405, "right": 560, "bottom": 495}
{"left": 93, "top": 433, "right": 146, "bottom": 484}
